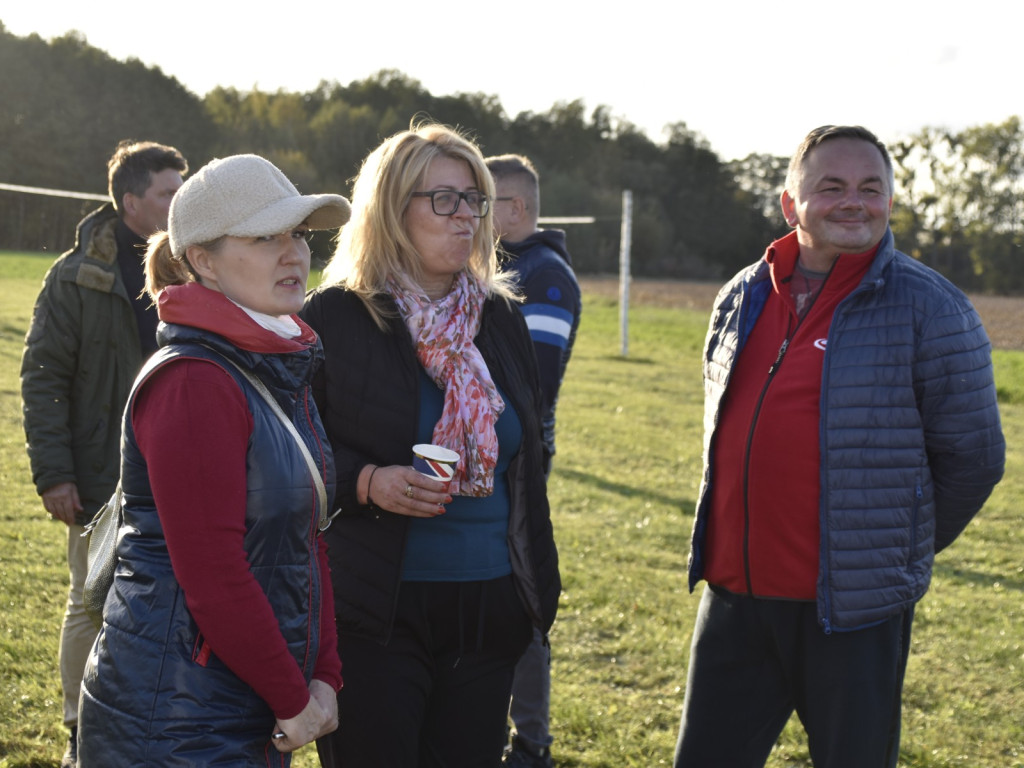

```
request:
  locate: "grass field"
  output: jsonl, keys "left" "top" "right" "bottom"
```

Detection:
{"left": 1, "top": 251, "right": 1021, "bottom": 767}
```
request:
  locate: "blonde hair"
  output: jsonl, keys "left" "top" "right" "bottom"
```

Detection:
{"left": 143, "top": 232, "right": 220, "bottom": 304}
{"left": 322, "top": 122, "right": 517, "bottom": 328}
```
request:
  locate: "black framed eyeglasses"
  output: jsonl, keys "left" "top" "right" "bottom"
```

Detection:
{"left": 411, "top": 189, "right": 490, "bottom": 218}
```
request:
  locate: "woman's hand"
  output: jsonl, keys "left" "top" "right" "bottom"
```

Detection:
{"left": 308, "top": 679, "right": 338, "bottom": 728}
{"left": 271, "top": 680, "right": 338, "bottom": 751}
{"left": 364, "top": 464, "right": 451, "bottom": 518}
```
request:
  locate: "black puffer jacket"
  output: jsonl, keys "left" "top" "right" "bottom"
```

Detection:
{"left": 301, "top": 285, "right": 560, "bottom": 642}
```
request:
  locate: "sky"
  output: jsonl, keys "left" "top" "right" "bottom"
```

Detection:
{"left": 4, "top": 0, "right": 1022, "bottom": 162}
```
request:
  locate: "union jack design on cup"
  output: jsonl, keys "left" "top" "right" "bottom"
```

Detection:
{"left": 418, "top": 457, "right": 456, "bottom": 481}
{"left": 412, "top": 444, "right": 460, "bottom": 482}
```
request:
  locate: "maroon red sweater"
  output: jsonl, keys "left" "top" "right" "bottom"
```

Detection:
{"left": 131, "top": 284, "right": 342, "bottom": 719}
{"left": 703, "top": 233, "right": 875, "bottom": 599}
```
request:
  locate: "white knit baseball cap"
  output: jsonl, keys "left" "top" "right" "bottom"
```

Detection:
{"left": 168, "top": 154, "right": 351, "bottom": 257}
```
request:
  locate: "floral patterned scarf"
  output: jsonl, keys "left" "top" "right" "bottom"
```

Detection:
{"left": 388, "top": 271, "right": 504, "bottom": 497}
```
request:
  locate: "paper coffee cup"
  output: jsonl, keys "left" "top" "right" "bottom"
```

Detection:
{"left": 412, "top": 444, "right": 459, "bottom": 482}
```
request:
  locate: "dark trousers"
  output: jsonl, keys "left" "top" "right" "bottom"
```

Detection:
{"left": 674, "top": 585, "right": 914, "bottom": 768}
{"left": 317, "top": 575, "right": 532, "bottom": 768}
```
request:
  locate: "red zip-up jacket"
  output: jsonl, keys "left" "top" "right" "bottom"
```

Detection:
{"left": 703, "top": 234, "right": 875, "bottom": 599}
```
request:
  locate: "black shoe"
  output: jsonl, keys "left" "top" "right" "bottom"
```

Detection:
{"left": 61, "top": 725, "right": 77, "bottom": 768}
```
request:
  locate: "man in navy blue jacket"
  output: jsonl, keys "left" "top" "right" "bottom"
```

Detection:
{"left": 675, "top": 125, "right": 1005, "bottom": 768}
{"left": 487, "top": 154, "right": 581, "bottom": 768}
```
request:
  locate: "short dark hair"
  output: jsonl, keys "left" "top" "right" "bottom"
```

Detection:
{"left": 485, "top": 153, "right": 540, "bottom": 213}
{"left": 785, "top": 125, "right": 894, "bottom": 196}
{"left": 107, "top": 140, "right": 188, "bottom": 215}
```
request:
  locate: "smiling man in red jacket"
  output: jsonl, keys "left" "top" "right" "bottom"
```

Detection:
{"left": 674, "top": 125, "right": 1005, "bottom": 768}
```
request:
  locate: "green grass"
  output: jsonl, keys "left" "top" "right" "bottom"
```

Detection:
{"left": 1, "top": 251, "right": 1021, "bottom": 767}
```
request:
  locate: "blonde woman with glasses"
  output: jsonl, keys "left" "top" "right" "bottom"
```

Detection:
{"left": 302, "top": 123, "right": 560, "bottom": 767}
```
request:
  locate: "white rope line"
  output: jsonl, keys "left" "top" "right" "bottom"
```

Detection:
{"left": 0, "top": 185, "right": 597, "bottom": 221}
{"left": 0, "top": 182, "right": 108, "bottom": 202}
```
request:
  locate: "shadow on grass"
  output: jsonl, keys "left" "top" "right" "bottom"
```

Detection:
{"left": 556, "top": 466, "right": 687, "bottom": 510}
{"left": 593, "top": 354, "right": 658, "bottom": 365}
{"left": 933, "top": 561, "right": 1024, "bottom": 592}
{"left": 995, "top": 385, "right": 1023, "bottom": 405}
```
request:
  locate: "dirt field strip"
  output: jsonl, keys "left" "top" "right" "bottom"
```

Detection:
{"left": 580, "top": 278, "right": 1023, "bottom": 351}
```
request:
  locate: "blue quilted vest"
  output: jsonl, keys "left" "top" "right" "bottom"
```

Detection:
{"left": 79, "top": 325, "right": 335, "bottom": 767}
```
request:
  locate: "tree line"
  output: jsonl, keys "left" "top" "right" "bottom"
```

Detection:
{"left": 2, "top": 23, "right": 1021, "bottom": 292}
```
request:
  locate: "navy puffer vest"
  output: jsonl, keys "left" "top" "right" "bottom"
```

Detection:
{"left": 79, "top": 325, "right": 334, "bottom": 767}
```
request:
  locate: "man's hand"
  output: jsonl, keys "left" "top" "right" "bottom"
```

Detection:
{"left": 41, "top": 482, "right": 83, "bottom": 526}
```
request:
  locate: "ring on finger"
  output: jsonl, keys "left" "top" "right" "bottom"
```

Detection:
{"left": 405, "top": 484, "right": 414, "bottom": 499}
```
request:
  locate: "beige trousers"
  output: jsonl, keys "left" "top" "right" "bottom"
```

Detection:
{"left": 60, "top": 524, "right": 99, "bottom": 727}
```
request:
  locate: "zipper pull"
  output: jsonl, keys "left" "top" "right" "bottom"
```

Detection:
{"left": 768, "top": 338, "right": 789, "bottom": 376}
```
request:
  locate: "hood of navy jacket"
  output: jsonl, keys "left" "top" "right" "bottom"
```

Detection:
{"left": 502, "top": 228, "right": 572, "bottom": 266}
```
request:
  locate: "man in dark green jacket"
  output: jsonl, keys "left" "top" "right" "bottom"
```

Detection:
{"left": 20, "top": 140, "right": 187, "bottom": 768}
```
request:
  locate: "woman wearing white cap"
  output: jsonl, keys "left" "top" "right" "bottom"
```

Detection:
{"left": 77, "top": 155, "right": 350, "bottom": 766}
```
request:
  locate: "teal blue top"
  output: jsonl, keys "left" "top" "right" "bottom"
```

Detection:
{"left": 401, "top": 367, "right": 521, "bottom": 581}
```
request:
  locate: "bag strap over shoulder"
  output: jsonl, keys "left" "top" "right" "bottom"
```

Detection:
{"left": 135, "top": 344, "right": 337, "bottom": 532}
{"left": 214, "top": 356, "right": 336, "bottom": 532}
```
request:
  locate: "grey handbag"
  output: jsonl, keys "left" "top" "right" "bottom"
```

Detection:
{"left": 82, "top": 483, "right": 123, "bottom": 627}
